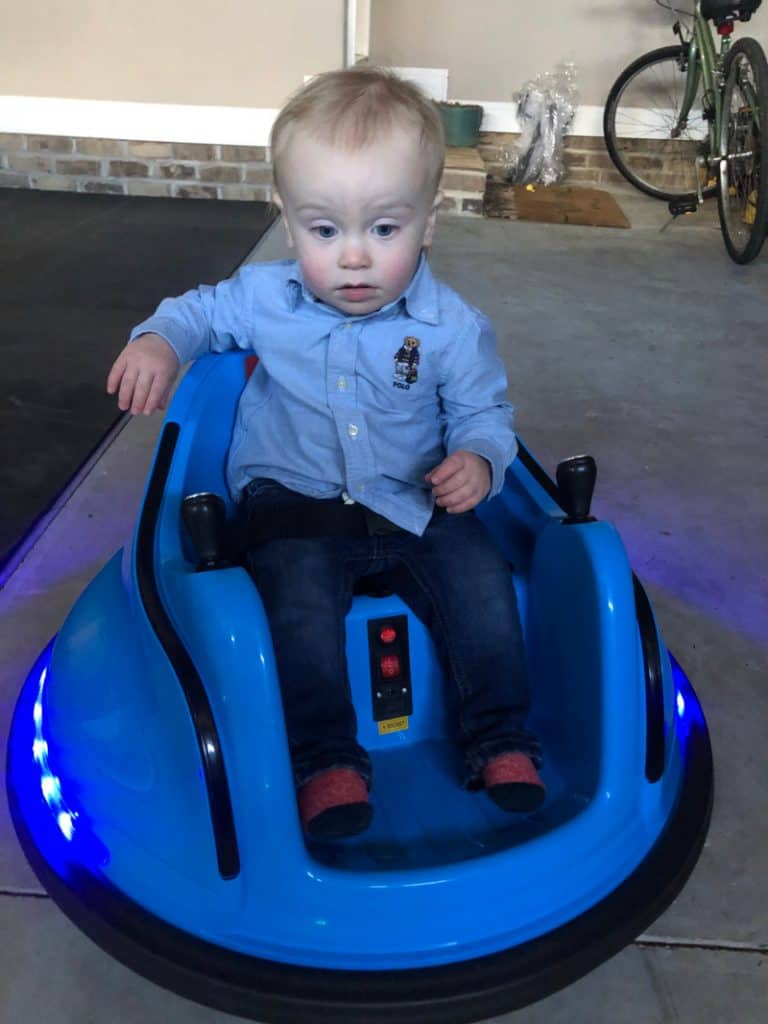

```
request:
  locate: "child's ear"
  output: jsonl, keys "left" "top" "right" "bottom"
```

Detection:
{"left": 422, "top": 190, "right": 444, "bottom": 248}
{"left": 272, "top": 192, "right": 295, "bottom": 248}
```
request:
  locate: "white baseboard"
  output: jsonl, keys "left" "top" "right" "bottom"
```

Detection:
{"left": 474, "top": 101, "right": 604, "bottom": 138}
{"left": 0, "top": 94, "right": 605, "bottom": 144}
{"left": 0, "top": 96, "right": 279, "bottom": 146}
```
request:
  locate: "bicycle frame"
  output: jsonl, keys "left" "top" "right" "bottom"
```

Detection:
{"left": 677, "top": 3, "right": 763, "bottom": 167}
{"left": 676, "top": 4, "right": 729, "bottom": 160}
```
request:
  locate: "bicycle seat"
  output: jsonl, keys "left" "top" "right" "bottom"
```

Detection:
{"left": 700, "top": 0, "right": 761, "bottom": 23}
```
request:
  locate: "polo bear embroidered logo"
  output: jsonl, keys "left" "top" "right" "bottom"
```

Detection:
{"left": 393, "top": 336, "right": 420, "bottom": 390}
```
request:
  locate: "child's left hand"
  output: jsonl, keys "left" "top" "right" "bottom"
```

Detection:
{"left": 425, "top": 450, "right": 491, "bottom": 513}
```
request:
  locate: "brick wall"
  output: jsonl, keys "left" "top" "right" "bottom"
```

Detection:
{"left": 0, "top": 134, "right": 272, "bottom": 200}
{"left": 478, "top": 131, "right": 626, "bottom": 187}
{"left": 0, "top": 129, "right": 646, "bottom": 211}
{"left": 0, "top": 130, "right": 492, "bottom": 215}
{"left": 479, "top": 131, "right": 701, "bottom": 192}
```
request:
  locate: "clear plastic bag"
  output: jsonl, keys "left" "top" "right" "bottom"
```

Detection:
{"left": 504, "top": 63, "right": 578, "bottom": 186}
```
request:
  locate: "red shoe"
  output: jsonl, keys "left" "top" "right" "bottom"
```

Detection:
{"left": 483, "top": 752, "right": 546, "bottom": 812}
{"left": 297, "top": 767, "right": 373, "bottom": 839}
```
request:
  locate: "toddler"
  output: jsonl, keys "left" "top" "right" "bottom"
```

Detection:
{"left": 107, "top": 67, "right": 545, "bottom": 840}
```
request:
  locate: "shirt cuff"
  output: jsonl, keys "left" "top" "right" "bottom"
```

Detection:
{"left": 128, "top": 316, "right": 200, "bottom": 364}
{"left": 456, "top": 436, "right": 518, "bottom": 499}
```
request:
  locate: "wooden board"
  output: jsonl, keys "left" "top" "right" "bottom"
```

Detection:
{"left": 484, "top": 180, "right": 631, "bottom": 229}
{"left": 444, "top": 146, "right": 486, "bottom": 172}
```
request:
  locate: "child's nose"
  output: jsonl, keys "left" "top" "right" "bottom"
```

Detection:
{"left": 339, "top": 239, "right": 371, "bottom": 269}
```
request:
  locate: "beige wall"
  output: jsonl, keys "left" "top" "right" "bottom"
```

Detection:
{"left": 0, "top": 0, "right": 344, "bottom": 107}
{"left": 4, "top": 1, "right": 768, "bottom": 113}
{"left": 370, "top": 0, "right": 768, "bottom": 107}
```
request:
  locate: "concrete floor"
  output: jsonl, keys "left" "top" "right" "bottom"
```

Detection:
{"left": 1, "top": 188, "right": 766, "bottom": 1022}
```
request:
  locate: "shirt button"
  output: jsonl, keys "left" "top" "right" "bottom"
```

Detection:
{"left": 347, "top": 423, "right": 359, "bottom": 438}
{"left": 337, "top": 376, "right": 348, "bottom": 390}
{"left": 343, "top": 322, "right": 352, "bottom": 331}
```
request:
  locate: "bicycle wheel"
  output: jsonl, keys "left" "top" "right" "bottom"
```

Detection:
{"left": 604, "top": 45, "right": 716, "bottom": 201}
{"left": 717, "top": 38, "right": 768, "bottom": 264}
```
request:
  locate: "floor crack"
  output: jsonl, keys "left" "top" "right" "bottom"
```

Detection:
{"left": 636, "top": 935, "right": 767, "bottom": 954}
{"left": 0, "top": 888, "right": 49, "bottom": 899}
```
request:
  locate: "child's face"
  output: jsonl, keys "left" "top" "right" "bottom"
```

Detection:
{"left": 274, "top": 124, "right": 442, "bottom": 316}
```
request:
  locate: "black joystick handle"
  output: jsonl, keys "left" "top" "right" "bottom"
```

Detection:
{"left": 181, "top": 492, "right": 228, "bottom": 570}
{"left": 556, "top": 455, "right": 597, "bottom": 524}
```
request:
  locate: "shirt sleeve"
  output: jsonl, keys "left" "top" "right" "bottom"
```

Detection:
{"left": 439, "top": 306, "right": 517, "bottom": 498}
{"left": 128, "top": 266, "right": 254, "bottom": 364}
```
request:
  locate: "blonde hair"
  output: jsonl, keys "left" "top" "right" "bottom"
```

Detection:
{"left": 270, "top": 66, "right": 445, "bottom": 192}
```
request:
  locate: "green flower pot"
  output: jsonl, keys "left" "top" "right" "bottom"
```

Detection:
{"left": 436, "top": 102, "right": 484, "bottom": 147}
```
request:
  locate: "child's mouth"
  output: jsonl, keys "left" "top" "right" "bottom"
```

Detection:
{"left": 338, "top": 284, "right": 376, "bottom": 302}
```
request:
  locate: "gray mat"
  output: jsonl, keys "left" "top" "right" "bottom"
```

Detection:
{"left": 0, "top": 188, "right": 275, "bottom": 571}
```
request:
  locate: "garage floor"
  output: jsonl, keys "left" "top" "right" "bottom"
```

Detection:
{"left": 1, "top": 185, "right": 765, "bottom": 1022}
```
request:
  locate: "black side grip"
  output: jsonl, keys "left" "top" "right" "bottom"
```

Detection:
{"left": 136, "top": 423, "right": 240, "bottom": 879}
{"left": 633, "top": 574, "right": 666, "bottom": 782}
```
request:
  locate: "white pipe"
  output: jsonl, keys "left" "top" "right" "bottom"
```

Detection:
{"left": 344, "top": 0, "right": 356, "bottom": 68}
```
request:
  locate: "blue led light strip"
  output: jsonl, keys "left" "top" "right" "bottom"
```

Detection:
{"left": 32, "top": 665, "right": 77, "bottom": 841}
{"left": 676, "top": 689, "right": 686, "bottom": 719}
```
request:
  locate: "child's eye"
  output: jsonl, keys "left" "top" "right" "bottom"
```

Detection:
{"left": 311, "top": 225, "right": 337, "bottom": 239}
{"left": 373, "top": 223, "right": 398, "bottom": 238}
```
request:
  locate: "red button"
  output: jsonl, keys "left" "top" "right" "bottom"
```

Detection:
{"left": 380, "top": 655, "right": 400, "bottom": 678}
{"left": 379, "top": 626, "right": 397, "bottom": 644}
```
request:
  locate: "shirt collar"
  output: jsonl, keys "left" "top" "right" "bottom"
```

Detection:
{"left": 285, "top": 251, "right": 440, "bottom": 325}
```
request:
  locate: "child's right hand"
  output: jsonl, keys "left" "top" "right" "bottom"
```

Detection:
{"left": 106, "top": 333, "right": 180, "bottom": 415}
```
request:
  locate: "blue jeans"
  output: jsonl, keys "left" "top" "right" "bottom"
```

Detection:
{"left": 242, "top": 480, "right": 541, "bottom": 790}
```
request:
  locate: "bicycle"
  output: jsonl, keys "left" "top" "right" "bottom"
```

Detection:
{"left": 603, "top": 1, "right": 768, "bottom": 264}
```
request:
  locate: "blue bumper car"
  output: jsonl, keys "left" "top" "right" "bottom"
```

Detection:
{"left": 6, "top": 353, "right": 713, "bottom": 1022}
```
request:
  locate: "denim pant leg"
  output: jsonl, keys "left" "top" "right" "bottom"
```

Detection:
{"left": 384, "top": 510, "right": 542, "bottom": 784}
{"left": 242, "top": 483, "right": 373, "bottom": 789}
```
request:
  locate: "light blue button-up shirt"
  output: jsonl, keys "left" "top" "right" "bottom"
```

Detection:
{"left": 130, "top": 254, "right": 517, "bottom": 535}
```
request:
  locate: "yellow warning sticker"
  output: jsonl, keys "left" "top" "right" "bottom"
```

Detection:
{"left": 378, "top": 716, "right": 409, "bottom": 735}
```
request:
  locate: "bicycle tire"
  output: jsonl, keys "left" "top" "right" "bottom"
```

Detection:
{"left": 717, "top": 37, "right": 768, "bottom": 264}
{"left": 604, "top": 45, "right": 717, "bottom": 201}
